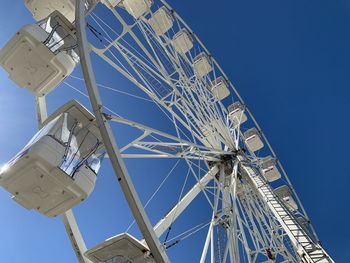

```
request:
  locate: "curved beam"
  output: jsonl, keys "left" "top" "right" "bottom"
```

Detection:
{"left": 75, "top": 1, "right": 169, "bottom": 262}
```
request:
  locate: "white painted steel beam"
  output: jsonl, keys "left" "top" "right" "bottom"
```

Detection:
{"left": 75, "top": 1, "right": 169, "bottom": 262}
{"left": 107, "top": 112, "right": 228, "bottom": 155}
{"left": 63, "top": 210, "right": 93, "bottom": 263}
{"left": 35, "top": 96, "right": 47, "bottom": 129}
{"left": 241, "top": 162, "right": 334, "bottom": 263}
{"left": 154, "top": 165, "right": 219, "bottom": 237}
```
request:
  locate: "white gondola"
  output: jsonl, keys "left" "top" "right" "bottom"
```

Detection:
{"left": 172, "top": 29, "right": 193, "bottom": 54}
{"left": 85, "top": 233, "right": 155, "bottom": 263}
{"left": 274, "top": 185, "right": 298, "bottom": 211}
{"left": 244, "top": 128, "right": 264, "bottom": 152}
{"left": 193, "top": 52, "right": 212, "bottom": 79}
{"left": 101, "top": 0, "right": 122, "bottom": 7}
{"left": 0, "top": 100, "right": 105, "bottom": 217}
{"left": 228, "top": 101, "right": 247, "bottom": 124}
{"left": 148, "top": 7, "right": 173, "bottom": 36}
{"left": 260, "top": 156, "right": 281, "bottom": 182}
{"left": 24, "top": 0, "right": 97, "bottom": 23}
{"left": 0, "top": 11, "right": 79, "bottom": 96}
{"left": 123, "top": 0, "right": 153, "bottom": 19}
{"left": 210, "top": 76, "right": 230, "bottom": 101}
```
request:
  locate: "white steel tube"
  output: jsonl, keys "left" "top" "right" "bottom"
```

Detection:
{"left": 62, "top": 210, "right": 93, "bottom": 263}
{"left": 75, "top": 1, "right": 169, "bottom": 262}
{"left": 154, "top": 165, "right": 219, "bottom": 237}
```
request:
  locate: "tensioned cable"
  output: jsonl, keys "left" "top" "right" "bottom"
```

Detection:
{"left": 166, "top": 221, "right": 210, "bottom": 244}
{"left": 69, "top": 75, "right": 154, "bottom": 103}
{"left": 162, "top": 166, "right": 191, "bottom": 244}
{"left": 125, "top": 159, "right": 181, "bottom": 232}
{"left": 164, "top": 220, "right": 211, "bottom": 249}
{"left": 63, "top": 81, "right": 122, "bottom": 117}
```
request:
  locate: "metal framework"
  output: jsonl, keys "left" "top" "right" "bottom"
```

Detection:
{"left": 2, "top": 0, "right": 335, "bottom": 262}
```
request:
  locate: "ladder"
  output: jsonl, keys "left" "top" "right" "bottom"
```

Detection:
{"left": 242, "top": 165, "right": 334, "bottom": 263}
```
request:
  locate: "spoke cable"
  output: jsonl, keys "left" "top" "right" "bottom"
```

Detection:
{"left": 162, "top": 166, "right": 191, "bottom": 244}
{"left": 165, "top": 220, "right": 211, "bottom": 249}
{"left": 125, "top": 159, "right": 181, "bottom": 232}
{"left": 69, "top": 75, "right": 154, "bottom": 103}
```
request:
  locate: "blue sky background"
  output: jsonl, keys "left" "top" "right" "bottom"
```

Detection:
{"left": 0, "top": 0, "right": 349, "bottom": 262}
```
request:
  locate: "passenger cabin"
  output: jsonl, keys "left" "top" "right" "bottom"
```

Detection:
{"left": 25, "top": 0, "right": 97, "bottom": 23}
{"left": 123, "top": 0, "right": 153, "bottom": 19}
{"left": 210, "top": 76, "right": 230, "bottom": 101}
{"left": 101, "top": 0, "right": 122, "bottom": 7}
{"left": 193, "top": 52, "right": 212, "bottom": 79}
{"left": 0, "top": 11, "right": 79, "bottom": 96}
{"left": 244, "top": 128, "right": 264, "bottom": 152}
{"left": 274, "top": 185, "right": 298, "bottom": 212}
{"left": 228, "top": 102, "right": 247, "bottom": 124}
{"left": 148, "top": 7, "right": 173, "bottom": 35}
{"left": 0, "top": 100, "right": 105, "bottom": 217}
{"left": 260, "top": 156, "right": 281, "bottom": 182}
{"left": 172, "top": 29, "right": 193, "bottom": 54}
{"left": 85, "top": 233, "right": 155, "bottom": 263}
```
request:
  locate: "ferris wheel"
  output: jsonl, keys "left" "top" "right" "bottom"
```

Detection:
{"left": 0, "top": 0, "right": 335, "bottom": 262}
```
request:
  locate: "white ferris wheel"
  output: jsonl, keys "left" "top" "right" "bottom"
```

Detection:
{"left": 0, "top": 0, "right": 335, "bottom": 262}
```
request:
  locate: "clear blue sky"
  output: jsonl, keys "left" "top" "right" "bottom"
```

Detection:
{"left": 0, "top": 0, "right": 349, "bottom": 262}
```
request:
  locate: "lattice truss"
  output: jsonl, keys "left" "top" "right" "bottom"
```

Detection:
{"left": 59, "top": 1, "right": 333, "bottom": 262}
